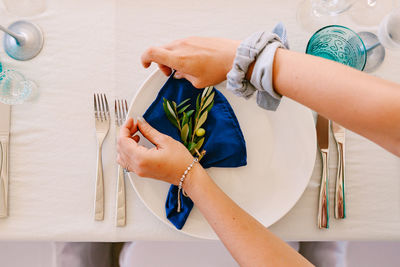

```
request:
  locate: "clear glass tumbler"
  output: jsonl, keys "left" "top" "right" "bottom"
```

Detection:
{"left": 2, "top": 0, "right": 47, "bottom": 17}
{"left": 0, "top": 69, "right": 36, "bottom": 105}
{"left": 378, "top": 8, "right": 400, "bottom": 50}
{"left": 350, "top": 0, "right": 395, "bottom": 27}
{"left": 297, "top": 0, "right": 357, "bottom": 32}
{"left": 306, "top": 25, "right": 367, "bottom": 71}
{"left": 357, "top": 8, "right": 400, "bottom": 72}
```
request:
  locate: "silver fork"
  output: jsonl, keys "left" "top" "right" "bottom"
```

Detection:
{"left": 94, "top": 93, "right": 110, "bottom": 221}
{"left": 114, "top": 100, "right": 128, "bottom": 226}
{"left": 115, "top": 99, "right": 128, "bottom": 227}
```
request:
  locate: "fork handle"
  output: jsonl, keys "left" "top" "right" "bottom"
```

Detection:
{"left": 318, "top": 149, "right": 329, "bottom": 229}
{"left": 95, "top": 145, "right": 104, "bottom": 221}
{"left": 116, "top": 165, "right": 126, "bottom": 227}
{"left": 335, "top": 142, "right": 346, "bottom": 219}
{"left": 0, "top": 136, "right": 9, "bottom": 218}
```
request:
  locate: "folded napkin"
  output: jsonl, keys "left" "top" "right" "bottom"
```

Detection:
{"left": 143, "top": 74, "right": 247, "bottom": 229}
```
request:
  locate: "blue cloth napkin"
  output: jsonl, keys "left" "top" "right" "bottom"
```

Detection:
{"left": 143, "top": 74, "right": 247, "bottom": 229}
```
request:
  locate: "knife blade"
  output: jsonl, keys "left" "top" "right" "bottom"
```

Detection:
{"left": 316, "top": 114, "right": 329, "bottom": 229}
{"left": 0, "top": 102, "right": 10, "bottom": 218}
{"left": 332, "top": 121, "right": 346, "bottom": 219}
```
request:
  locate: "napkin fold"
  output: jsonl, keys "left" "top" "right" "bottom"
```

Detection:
{"left": 143, "top": 75, "right": 247, "bottom": 229}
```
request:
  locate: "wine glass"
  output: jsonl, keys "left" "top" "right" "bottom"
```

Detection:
{"left": 297, "top": 0, "right": 357, "bottom": 32}
{"left": 0, "top": 21, "right": 44, "bottom": 61}
{"left": 358, "top": 8, "right": 400, "bottom": 72}
{"left": 306, "top": 25, "right": 367, "bottom": 71}
{"left": 350, "top": 0, "right": 396, "bottom": 27}
{"left": 0, "top": 69, "right": 37, "bottom": 105}
{"left": 2, "top": 0, "right": 46, "bottom": 17}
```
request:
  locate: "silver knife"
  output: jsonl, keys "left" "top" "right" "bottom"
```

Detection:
{"left": 0, "top": 103, "right": 11, "bottom": 218}
{"left": 331, "top": 121, "right": 346, "bottom": 219}
{"left": 316, "top": 114, "right": 329, "bottom": 229}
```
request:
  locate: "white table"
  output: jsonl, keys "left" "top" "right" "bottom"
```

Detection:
{"left": 0, "top": 0, "right": 399, "bottom": 241}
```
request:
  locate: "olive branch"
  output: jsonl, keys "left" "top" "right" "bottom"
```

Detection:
{"left": 162, "top": 86, "right": 215, "bottom": 161}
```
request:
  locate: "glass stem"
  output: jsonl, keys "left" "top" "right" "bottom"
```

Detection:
{"left": 367, "top": 0, "right": 377, "bottom": 7}
{"left": 0, "top": 25, "right": 25, "bottom": 45}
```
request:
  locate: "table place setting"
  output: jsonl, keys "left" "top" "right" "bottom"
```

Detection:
{"left": 0, "top": 0, "right": 399, "bottom": 243}
{"left": 125, "top": 69, "right": 317, "bottom": 239}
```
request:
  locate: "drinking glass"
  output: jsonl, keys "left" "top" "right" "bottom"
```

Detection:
{"left": 357, "top": 8, "right": 400, "bottom": 72}
{"left": 297, "top": 0, "right": 357, "bottom": 32}
{"left": 378, "top": 8, "right": 400, "bottom": 49}
{"left": 350, "top": 0, "right": 395, "bottom": 27}
{"left": 2, "top": 0, "right": 46, "bottom": 17}
{"left": 0, "top": 69, "right": 36, "bottom": 105}
{"left": 306, "top": 25, "right": 367, "bottom": 71}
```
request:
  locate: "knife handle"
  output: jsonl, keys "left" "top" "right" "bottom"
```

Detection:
{"left": 0, "top": 136, "right": 9, "bottom": 218}
{"left": 94, "top": 144, "right": 104, "bottom": 221}
{"left": 116, "top": 165, "right": 126, "bottom": 227}
{"left": 335, "top": 142, "right": 346, "bottom": 219}
{"left": 318, "top": 150, "right": 329, "bottom": 229}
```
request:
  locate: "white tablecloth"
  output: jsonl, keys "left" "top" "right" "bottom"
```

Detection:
{"left": 0, "top": 0, "right": 399, "bottom": 241}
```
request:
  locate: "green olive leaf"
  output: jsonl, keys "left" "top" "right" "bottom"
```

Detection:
{"left": 172, "top": 101, "right": 177, "bottom": 109}
{"left": 166, "top": 101, "right": 177, "bottom": 119}
{"left": 201, "top": 92, "right": 214, "bottom": 111}
{"left": 188, "top": 142, "right": 196, "bottom": 152}
{"left": 186, "top": 110, "right": 194, "bottom": 118}
{"left": 195, "top": 110, "right": 208, "bottom": 131}
{"left": 177, "top": 98, "right": 190, "bottom": 108}
{"left": 195, "top": 137, "right": 205, "bottom": 150}
{"left": 196, "top": 94, "right": 200, "bottom": 111}
{"left": 163, "top": 102, "right": 179, "bottom": 128}
{"left": 205, "top": 100, "right": 214, "bottom": 113}
{"left": 206, "top": 86, "right": 213, "bottom": 97}
{"left": 181, "top": 124, "right": 189, "bottom": 143}
{"left": 201, "top": 86, "right": 209, "bottom": 99}
{"left": 178, "top": 104, "right": 190, "bottom": 114}
{"left": 181, "top": 112, "right": 188, "bottom": 127}
{"left": 188, "top": 117, "right": 193, "bottom": 140}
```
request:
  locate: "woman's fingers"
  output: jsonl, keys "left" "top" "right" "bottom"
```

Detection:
{"left": 132, "top": 135, "right": 140, "bottom": 143}
{"left": 174, "top": 71, "right": 203, "bottom": 88}
{"left": 141, "top": 47, "right": 173, "bottom": 68}
{"left": 141, "top": 46, "right": 187, "bottom": 72}
{"left": 157, "top": 64, "right": 172, "bottom": 76}
{"left": 120, "top": 117, "right": 138, "bottom": 138}
{"left": 118, "top": 118, "right": 144, "bottom": 156}
{"left": 137, "top": 117, "right": 167, "bottom": 147}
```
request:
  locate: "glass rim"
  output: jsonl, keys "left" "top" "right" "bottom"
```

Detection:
{"left": 305, "top": 25, "right": 367, "bottom": 71}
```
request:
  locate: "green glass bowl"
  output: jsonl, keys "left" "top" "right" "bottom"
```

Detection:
{"left": 306, "top": 25, "right": 367, "bottom": 71}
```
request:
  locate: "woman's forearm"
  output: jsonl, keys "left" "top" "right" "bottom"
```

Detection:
{"left": 272, "top": 48, "right": 400, "bottom": 156}
{"left": 141, "top": 37, "right": 400, "bottom": 156}
{"left": 184, "top": 164, "right": 313, "bottom": 267}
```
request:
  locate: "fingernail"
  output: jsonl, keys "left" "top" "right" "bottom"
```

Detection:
{"left": 137, "top": 116, "right": 146, "bottom": 123}
{"left": 174, "top": 72, "right": 183, "bottom": 79}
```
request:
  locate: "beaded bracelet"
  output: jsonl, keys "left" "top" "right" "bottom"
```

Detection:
{"left": 177, "top": 157, "right": 199, "bottom": 213}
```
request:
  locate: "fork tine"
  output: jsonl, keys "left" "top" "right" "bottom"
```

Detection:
{"left": 118, "top": 100, "right": 123, "bottom": 126}
{"left": 94, "top": 94, "right": 98, "bottom": 119}
{"left": 104, "top": 94, "right": 110, "bottom": 120}
{"left": 123, "top": 100, "right": 128, "bottom": 120}
{"left": 97, "top": 94, "right": 102, "bottom": 122}
{"left": 114, "top": 100, "right": 118, "bottom": 125}
{"left": 100, "top": 94, "right": 106, "bottom": 122}
{"left": 96, "top": 94, "right": 102, "bottom": 122}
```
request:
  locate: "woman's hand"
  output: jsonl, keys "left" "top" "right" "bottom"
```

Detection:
{"left": 117, "top": 117, "right": 194, "bottom": 185}
{"left": 141, "top": 37, "right": 240, "bottom": 88}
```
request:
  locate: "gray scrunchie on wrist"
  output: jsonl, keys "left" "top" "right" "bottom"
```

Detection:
{"left": 226, "top": 22, "right": 289, "bottom": 111}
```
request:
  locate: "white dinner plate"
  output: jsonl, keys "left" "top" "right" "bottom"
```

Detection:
{"left": 127, "top": 69, "right": 316, "bottom": 240}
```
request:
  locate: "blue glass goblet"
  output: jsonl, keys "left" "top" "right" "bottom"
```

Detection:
{"left": 306, "top": 25, "right": 367, "bottom": 71}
